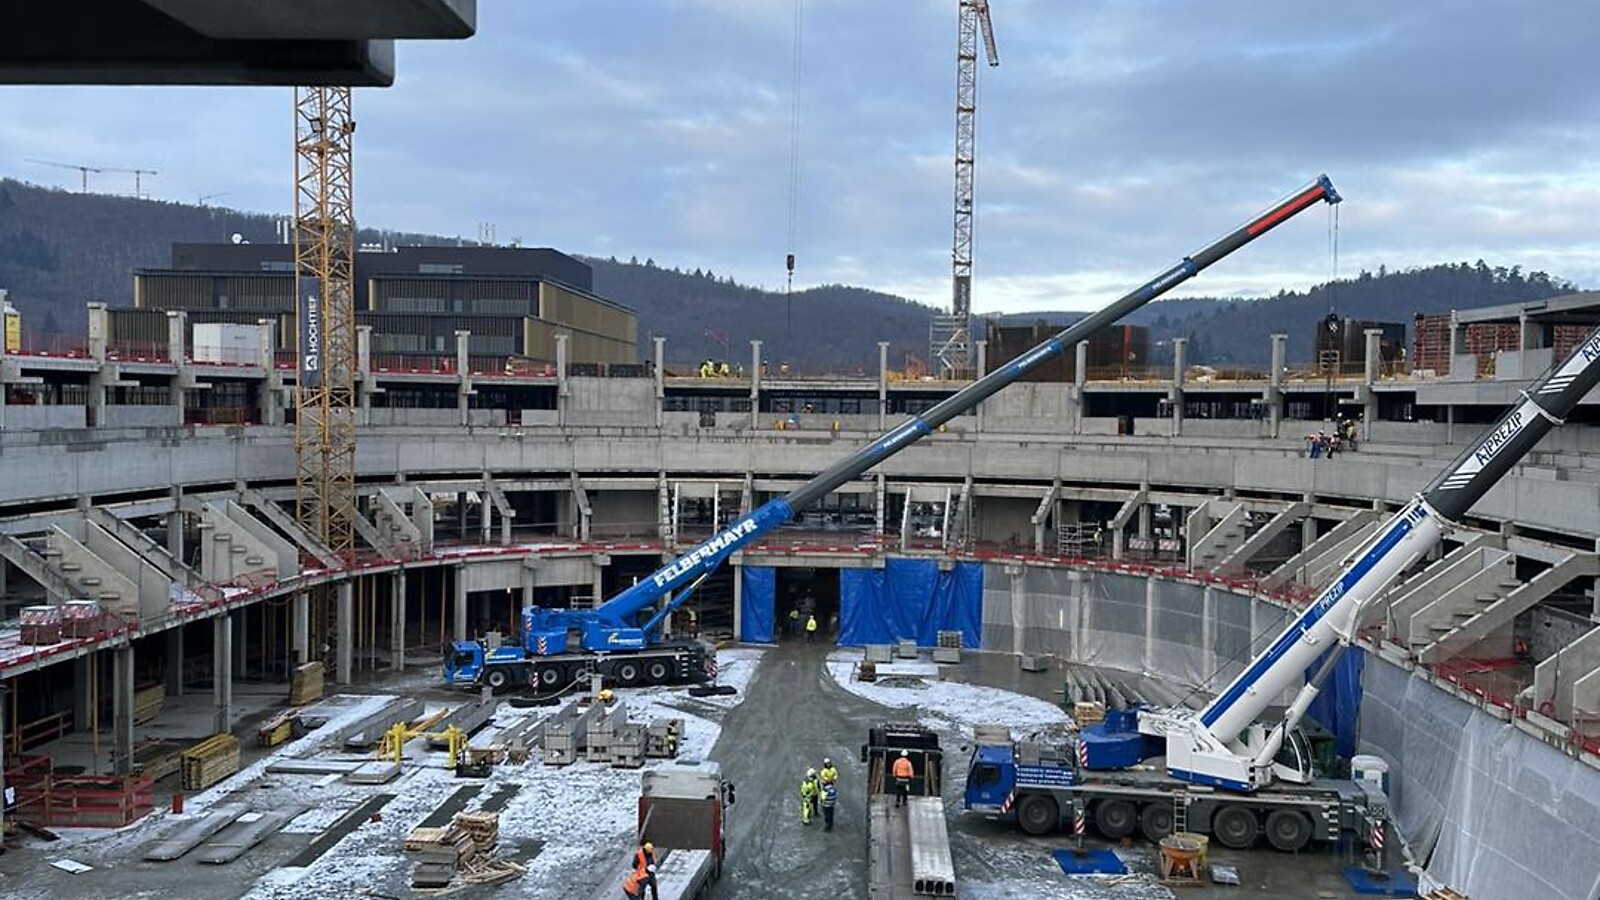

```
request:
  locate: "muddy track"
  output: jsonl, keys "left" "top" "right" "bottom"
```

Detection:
{"left": 707, "top": 642, "right": 894, "bottom": 900}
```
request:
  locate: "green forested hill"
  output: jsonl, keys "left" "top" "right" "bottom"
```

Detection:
{"left": 0, "top": 176, "right": 1578, "bottom": 369}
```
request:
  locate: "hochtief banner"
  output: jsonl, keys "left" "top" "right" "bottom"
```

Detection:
{"left": 298, "top": 276, "right": 323, "bottom": 390}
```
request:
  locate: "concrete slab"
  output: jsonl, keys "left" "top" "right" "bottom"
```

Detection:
{"left": 193, "top": 805, "right": 307, "bottom": 864}
{"left": 144, "top": 802, "right": 248, "bottom": 861}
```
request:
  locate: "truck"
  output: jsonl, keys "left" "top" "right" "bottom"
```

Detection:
{"left": 861, "top": 724, "right": 953, "bottom": 899}
{"left": 445, "top": 620, "right": 714, "bottom": 693}
{"left": 593, "top": 760, "right": 734, "bottom": 900}
{"left": 443, "top": 174, "right": 1342, "bottom": 694}
{"left": 964, "top": 266, "right": 1600, "bottom": 857}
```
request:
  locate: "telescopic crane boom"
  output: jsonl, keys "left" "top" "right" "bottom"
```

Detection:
{"left": 1133, "top": 321, "right": 1600, "bottom": 792}
{"left": 524, "top": 177, "right": 1341, "bottom": 655}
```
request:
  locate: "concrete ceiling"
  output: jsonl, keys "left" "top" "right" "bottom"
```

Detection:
{"left": 0, "top": 0, "right": 475, "bottom": 86}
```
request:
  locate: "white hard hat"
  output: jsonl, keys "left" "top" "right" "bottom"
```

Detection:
{"left": 806, "top": 767, "right": 816, "bottom": 777}
{"left": 823, "top": 757, "right": 832, "bottom": 766}
{"left": 900, "top": 750, "right": 909, "bottom": 757}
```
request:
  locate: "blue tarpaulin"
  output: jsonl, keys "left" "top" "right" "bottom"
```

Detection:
{"left": 739, "top": 566, "right": 775, "bottom": 643}
{"left": 1306, "top": 645, "right": 1365, "bottom": 759}
{"left": 839, "top": 558, "right": 983, "bottom": 647}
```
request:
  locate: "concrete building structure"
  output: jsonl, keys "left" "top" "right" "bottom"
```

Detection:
{"left": 109, "top": 243, "right": 637, "bottom": 374}
{"left": 0, "top": 307, "right": 1599, "bottom": 899}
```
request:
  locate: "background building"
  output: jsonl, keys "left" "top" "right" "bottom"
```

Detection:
{"left": 110, "top": 243, "right": 637, "bottom": 368}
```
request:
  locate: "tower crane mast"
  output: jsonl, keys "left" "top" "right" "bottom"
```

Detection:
{"left": 936, "top": 0, "right": 999, "bottom": 379}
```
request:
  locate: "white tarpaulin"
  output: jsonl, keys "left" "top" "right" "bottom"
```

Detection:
{"left": 1362, "top": 658, "right": 1600, "bottom": 900}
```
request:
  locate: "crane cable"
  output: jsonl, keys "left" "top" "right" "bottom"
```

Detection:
{"left": 784, "top": 0, "right": 805, "bottom": 344}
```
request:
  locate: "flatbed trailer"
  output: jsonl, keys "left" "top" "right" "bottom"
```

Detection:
{"left": 863, "top": 724, "right": 955, "bottom": 898}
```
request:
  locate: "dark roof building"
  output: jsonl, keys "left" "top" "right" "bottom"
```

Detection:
{"left": 115, "top": 243, "right": 637, "bottom": 367}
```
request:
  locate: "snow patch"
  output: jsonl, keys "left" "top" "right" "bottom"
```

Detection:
{"left": 824, "top": 652, "right": 1068, "bottom": 736}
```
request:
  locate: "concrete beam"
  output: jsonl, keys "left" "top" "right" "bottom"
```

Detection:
{"left": 1218, "top": 501, "right": 1308, "bottom": 571}
{"left": 1186, "top": 501, "right": 1249, "bottom": 572}
{"left": 1385, "top": 541, "right": 1504, "bottom": 644}
{"left": 1538, "top": 627, "right": 1600, "bottom": 721}
{"left": 0, "top": 532, "right": 82, "bottom": 603}
{"left": 1262, "top": 510, "right": 1379, "bottom": 590}
{"left": 372, "top": 490, "right": 424, "bottom": 559}
{"left": 1030, "top": 483, "right": 1059, "bottom": 555}
{"left": 482, "top": 473, "right": 514, "bottom": 545}
{"left": 46, "top": 525, "right": 140, "bottom": 616}
{"left": 1421, "top": 553, "right": 1600, "bottom": 663}
{"left": 1394, "top": 546, "right": 1514, "bottom": 647}
{"left": 198, "top": 501, "right": 298, "bottom": 582}
{"left": 571, "top": 473, "right": 592, "bottom": 542}
{"left": 240, "top": 489, "right": 339, "bottom": 567}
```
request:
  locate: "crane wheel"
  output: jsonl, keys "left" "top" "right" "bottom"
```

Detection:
{"left": 1265, "top": 809, "right": 1312, "bottom": 852}
{"left": 1213, "top": 805, "right": 1258, "bottom": 849}
{"left": 1094, "top": 799, "right": 1137, "bottom": 840}
{"left": 615, "top": 662, "right": 642, "bottom": 686}
{"left": 1139, "top": 802, "right": 1174, "bottom": 843}
{"left": 485, "top": 669, "right": 509, "bottom": 691}
{"left": 1016, "top": 794, "right": 1058, "bottom": 836}
{"left": 537, "top": 666, "right": 562, "bottom": 689}
{"left": 646, "top": 660, "right": 671, "bottom": 684}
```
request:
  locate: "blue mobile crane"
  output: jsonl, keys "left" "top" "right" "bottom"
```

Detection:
{"left": 965, "top": 292, "right": 1600, "bottom": 854}
{"left": 445, "top": 175, "right": 1342, "bottom": 693}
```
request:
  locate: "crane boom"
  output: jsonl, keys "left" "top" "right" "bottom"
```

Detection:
{"left": 581, "top": 176, "right": 1341, "bottom": 652}
{"left": 1157, "top": 322, "right": 1600, "bottom": 792}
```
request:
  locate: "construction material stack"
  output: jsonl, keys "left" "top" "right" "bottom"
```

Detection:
{"left": 593, "top": 761, "right": 732, "bottom": 900}
{"left": 862, "top": 723, "right": 954, "bottom": 899}
{"left": 62, "top": 600, "right": 103, "bottom": 638}
{"left": 180, "top": 734, "right": 240, "bottom": 791}
{"left": 289, "top": 662, "right": 325, "bottom": 705}
{"left": 405, "top": 811, "right": 521, "bottom": 889}
{"left": 133, "top": 684, "right": 165, "bottom": 725}
{"left": 19, "top": 606, "right": 62, "bottom": 644}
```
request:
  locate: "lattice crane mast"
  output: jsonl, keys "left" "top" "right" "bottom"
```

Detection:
{"left": 935, "top": 0, "right": 999, "bottom": 379}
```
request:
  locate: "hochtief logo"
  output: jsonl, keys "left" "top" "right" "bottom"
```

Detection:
{"left": 651, "top": 518, "right": 759, "bottom": 588}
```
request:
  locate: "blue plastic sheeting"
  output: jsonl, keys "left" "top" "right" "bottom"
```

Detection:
{"left": 1306, "top": 645, "right": 1365, "bottom": 759}
{"left": 739, "top": 566, "right": 775, "bottom": 643}
{"left": 1051, "top": 849, "right": 1127, "bottom": 875}
{"left": 838, "top": 558, "right": 983, "bottom": 647}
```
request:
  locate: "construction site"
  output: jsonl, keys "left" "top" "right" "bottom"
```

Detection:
{"left": 2, "top": 4, "right": 1600, "bottom": 900}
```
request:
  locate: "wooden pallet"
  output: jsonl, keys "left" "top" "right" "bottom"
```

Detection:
{"left": 1422, "top": 889, "right": 1469, "bottom": 900}
{"left": 133, "top": 685, "right": 165, "bottom": 725}
{"left": 256, "top": 709, "right": 301, "bottom": 747}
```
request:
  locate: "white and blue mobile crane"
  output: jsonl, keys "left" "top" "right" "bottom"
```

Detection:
{"left": 446, "top": 175, "right": 1342, "bottom": 695}
{"left": 965, "top": 272, "right": 1600, "bottom": 854}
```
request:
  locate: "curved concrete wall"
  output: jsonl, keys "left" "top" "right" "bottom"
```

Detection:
{"left": 5, "top": 424, "right": 1598, "bottom": 541}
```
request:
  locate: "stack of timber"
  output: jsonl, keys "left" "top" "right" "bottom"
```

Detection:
{"left": 131, "top": 739, "right": 188, "bottom": 783}
{"left": 289, "top": 662, "right": 325, "bottom": 706}
{"left": 133, "top": 685, "right": 165, "bottom": 725}
{"left": 180, "top": 734, "right": 240, "bottom": 791}
{"left": 256, "top": 709, "right": 302, "bottom": 747}
{"left": 1073, "top": 701, "right": 1106, "bottom": 726}
{"left": 405, "top": 811, "right": 521, "bottom": 889}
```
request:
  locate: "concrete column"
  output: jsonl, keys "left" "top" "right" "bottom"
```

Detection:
{"left": 336, "top": 581, "right": 353, "bottom": 684}
{"left": 1137, "top": 482, "right": 1152, "bottom": 541}
{"left": 391, "top": 571, "right": 408, "bottom": 672}
{"left": 166, "top": 311, "right": 188, "bottom": 421}
{"left": 456, "top": 330, "right": 472, "bottom": 427}
{"left": 356, "top": 325, "right": 374, "bottom": 416}
{"left": 1170, "top": 337, "right": 1187, "bottom": 436}
{"left": 749, "top": 339, "right": 762, "bottom": 430}
{"left": 1518, "top": 311, "right": 1534, "bottom": 351}
{"left": 1301, "top": 492, "right": 1317, "bottom": 549}
{"left": 292, "top": 591, "right": 309, "bottom": 666}
{"left": 256, "top": 319, "right": 284, "bottom": 427}
{"left": 1363, "top": 328, "right": 1383, "bottom": 435}
{"left": 1446, "top": 404, "right": 1455, "bottom": 444}
{"left": 233, "top": 610, "right": 248, "bottom": 679}
{"left": 1268, "top": 333, "right": 1287, "bottom": 438}
{"left": 112, "top": 646, "right": 134, "bottom": 774}
{"left": 87, "top": 302, "right": 109, "bottom": 361}
{"left": 1447, "top": 310, "right": 1461, "bottom": 377}
{"left": 214, "top": 614, "right": 233, "bottom": 735}
{"left": 974, "top": 339, "right": 987, "bottom": 432}
{"left": 555, "top": 331, "right": 569, "bottom": 427}
{"left": 481, "top": 486, "right": 492, "bottom": 545}
{"left": 653, "top": 336, "right": 666, "bottom": 428}
{"left": 167, "top": 492, "right": 185, "bottom": 566}
{"left": 1143, "top": 576, "right": 1158, "bottom": 672}
{"left": 1201, "top": 586, "right": 1215, "bottom": 666}
{"left": 591, "top": 556, "right": 606, "bottom": 611}
{"left": 877, "top": 341, "right": 889, "bottom": 430}
{"left": 1073, "top": 340, "right": 1088, "bottom": 434}
{"left": 74, "top": 656, "right": 91, "bottom": 729}
{"left": 731, "top": 561, "right": 743, "bottom": 641}
{"left": 0, "top": 685, "right": 6, "bottom": 834}
{"left": 164, "top": 624, "right": 184, "bottom": 697}
{"left": 454, "top": 565, "right": 469, "bottom": 641}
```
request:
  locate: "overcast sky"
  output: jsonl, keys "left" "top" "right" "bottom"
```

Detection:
{"left": 3, "top": 0, "right": 1599, "bottom": 313}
